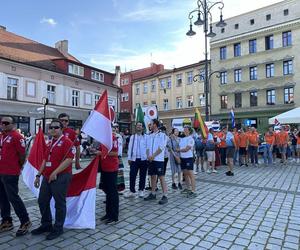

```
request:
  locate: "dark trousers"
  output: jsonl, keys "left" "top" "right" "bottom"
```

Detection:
{"left": 249, "top": 146, "right": 258, "bottom": 164}
{"left": 102, "top": 171, "right": 119, "bottom": 221}
{"left": 220, "top": 147, "right": 227, "bottom": 165}
{"left": 163, "top": 158, "right": 168, "bottom": 176}
{"left": 129, "top": 159, "right": 147, "bottom": 193}
{"left": 38, "top": 173, "right": 71, "bottom": 230}
{"left": 0, "top": 175, "right": 29, "bottom": 224}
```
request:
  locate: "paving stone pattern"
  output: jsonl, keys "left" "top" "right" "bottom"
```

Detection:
{"left": 1, "top": 159, "right": 300, "bottom": 249}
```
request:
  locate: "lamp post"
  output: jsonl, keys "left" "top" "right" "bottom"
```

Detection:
{"left": 42, "top": 97, "right": 49, "bottom": 133}
{"left": 187, "top": 0, "right": 226, "bottom": 121}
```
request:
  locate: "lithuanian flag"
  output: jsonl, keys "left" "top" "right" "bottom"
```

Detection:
{"left": 193, "top": 108, "right": 208, "bottom": 138}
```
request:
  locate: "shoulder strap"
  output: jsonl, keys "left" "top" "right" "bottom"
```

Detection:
{"left": 131, "top": 134, "right": 135, "bottom": 158}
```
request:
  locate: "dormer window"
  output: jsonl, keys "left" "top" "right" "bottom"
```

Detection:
{"left": 266, "top": 14, "right": 271, "bottom": 21}
{"left": 250, "top": 19, "right": 255, "bottom": 25}
{"left": 234, "top": 24, "right": 239, "bottom": 29}
{"left": 284, "top": 9, "right": 289, "bottom": 16}
{"left": 91, "top": 70, "right": 104, "bottom": 82}
{"left": 68, "top": 63, "right": 84, "bottom": 77}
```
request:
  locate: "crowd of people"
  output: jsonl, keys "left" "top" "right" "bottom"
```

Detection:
{"left": 1, "top": 114, "right": 300, "bottom": 241}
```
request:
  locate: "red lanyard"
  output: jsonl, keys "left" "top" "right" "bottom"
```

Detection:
{"left": 47, "top": 135, "right": 63, "bottom": 161}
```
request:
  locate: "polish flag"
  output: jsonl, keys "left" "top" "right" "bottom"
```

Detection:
{"left": 22, "top": 129, "right": 99, "bottom": 229}
{"left": 81, "top": 89, "right": 112, "bottom": 157}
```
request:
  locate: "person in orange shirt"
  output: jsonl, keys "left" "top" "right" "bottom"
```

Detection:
{"left": 277, "top": 127, "right": 289, "bottom": 164}
{"left": 233, "top": 128, "right": 239, "bottom": 165}
{"left": 248, "top": 127, "right": 259, "bottom": 166}
{"left": 218, "top": 128, "right": 227, "bottom": 166}
{"left": 264, "top": 126, "right": 275, "bottom": 166}
{"left": 238, "top": 129, "right": 248, "bottom": 167}
{"left": 294, "top": 129, "right": 300, "bottom": 164}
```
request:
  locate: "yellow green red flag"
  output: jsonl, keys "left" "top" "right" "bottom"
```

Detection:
{"left": 193, "top": 108, "right": 208, "bottom": 138}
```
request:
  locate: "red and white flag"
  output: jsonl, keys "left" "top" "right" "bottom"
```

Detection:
{"left": 81, "top": 89, "right": 112, "bottom": 157}
{"left": 22, "top": 129, "right": 99, "bottom": 229}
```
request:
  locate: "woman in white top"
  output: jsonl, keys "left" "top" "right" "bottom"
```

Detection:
{"left": 178, "top": 125, "right": 196, "bottom": 197}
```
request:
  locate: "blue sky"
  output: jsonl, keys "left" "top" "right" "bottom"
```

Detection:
{"left": 1, "top": 0, "right": 281, "bottom": 72}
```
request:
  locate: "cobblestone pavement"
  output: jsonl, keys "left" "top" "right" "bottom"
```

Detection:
{"left": 1, "top": 158, "right": 300, "bottom": 250}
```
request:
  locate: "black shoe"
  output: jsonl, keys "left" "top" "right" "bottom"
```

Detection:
{"left": 172, "top": 183, "right": 177, "bottom": 190}
{"left": 178, "top": 183, "right": 183, "bottom": 190}
{"left": 46, "top": 229, "right": 63, "bottom": 240}
{"left": 144, "top": 193, "right": 156, "bottom": 201}
{"left": 31, "top": 225, "right": 53, "bottom": 235}
{"left": 145, "top": 186, "right": 151, "bottom": 191}
{"left": 155, "top": 187, "right": 159, "bottom": 191}
{"left": 100, "top": 215, "right": 109, "bottom": 221}
{"left": 230, "top": 172, "right": 234, "bottom": 176}
{"left": 225, "top": 171, "right": 231, "bottom": 176}
{"left": 105, "top": 219, "right": 118, "bottom": 225}
{"left": 16, "top": 221, "right": 32, "bottom": 237}
{"left": 0, "top": 220, "right": 13, "bottom": 232}
{"left": 158, "top": 196, "right": 168, "bottom": 205}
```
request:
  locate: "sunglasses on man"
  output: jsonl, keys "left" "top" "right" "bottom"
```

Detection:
{"left": 1, "top": 121, "right": 11, "bottom": 126}
{"left": 49, "top": 126, "right": 61, "bottom": 130}
{"left": 59, "top": 119, "right": 69, "bottom": 123}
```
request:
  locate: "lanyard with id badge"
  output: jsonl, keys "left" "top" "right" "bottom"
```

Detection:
{"left": 0, "top": 135, "right": 10, "bottom": 161}
{"left": 46, "top": 135, "right": 64, "bottom": 167}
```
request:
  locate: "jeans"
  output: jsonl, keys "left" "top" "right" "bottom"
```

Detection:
{"left": 220, "top": 147, "right": 227, "bottom": 165}
{"left": 263, "top": 144, "right": 273, "bottom": 165}
{"left": 249, "top": 146, "right": 258, "bottom": 164}
{"left": 233, "top": 149, "right": 239, "bottom": 165}
{"left": 129, "top": 159, "right": 147, "bottom": 193}
{"left": 38, "top": 173, "right": 72, "bottom": 230}
{"left": 0, "top": 175, "right": 29, "bottom": 224}
{"left": 102, "top": 171, "right": 119, "bottom": 221}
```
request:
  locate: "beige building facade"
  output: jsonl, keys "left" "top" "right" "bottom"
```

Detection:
{"left": 132, "top": 61, "right": 209, "bottom": 130}
{"left": 210, "top": 0, "right": 300, "bottom": 131}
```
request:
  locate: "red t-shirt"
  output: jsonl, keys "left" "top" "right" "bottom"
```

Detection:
{"left": 63, "top": 127, "right": 80, "bottom": 147}
{"left": 100, "top": 134, "right": 118, "bottom": 172}
{"left": 0, "top": 130, "right": 26, "bottom": 175}
{"left": 42, "top": 135, "right": 75, "bottom": 179}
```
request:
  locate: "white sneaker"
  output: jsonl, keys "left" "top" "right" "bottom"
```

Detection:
{"left": 212, "top": 169, "right": 218, "bottom": 173}
{"left": 124, "top": 192, "right": 135, "bottom": 198}
{"left": 138, "top": 190, "right": 144, "bottom": 198}
{"left": 206, "top": 169, "right": 211, "bottom": 174}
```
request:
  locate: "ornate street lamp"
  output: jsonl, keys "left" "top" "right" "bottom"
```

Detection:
{"left": 187, "top": 0, "right": 226, "bottom": 121}
{"left": 42, "top": 97, "right": 49, "bottom": 133}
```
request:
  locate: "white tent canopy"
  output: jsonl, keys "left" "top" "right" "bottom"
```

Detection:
{"left": 268, "top": 107, "right": 300, "bottom": 124}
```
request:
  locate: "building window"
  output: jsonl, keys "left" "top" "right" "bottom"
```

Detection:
{"left": 284, "top": 87, "right": 294, "bottom": 104}
{"left": 160, "top": 79, "right": 166, "bottom": 89}
{"left": 221, "top": 28, "right": 225, "bottom": 33}
{"left": 234, "top": 93, "right": 242, "bottom": 108}
{"left": 249, "top": 39, "right": 257, "bottom": 54}
{"left": 250, "top": 19, "right": 255, "bottom": 25}
{"left": 220, "top": 95, "right": 228, "bottom": 109}
{"left": 187, "top": 95, "right": 194, "bottom": 107}
{"left": 266, "top": 89, "right": 276, "bottom": 105}
{"left": 250, "top": 91, "right": 257, "bottom": 107}
{"left": 163, "top": 99, "right": 168, "bottom": 110}
{"left": 167, "top": 77, "right": 172, "bottom": 89}
{"left": 84, "top": 93, "right": 92, "bottom": 105}
{"left": 174, "top": 74, "right": 181, "bottom": 86}
{"left": 234, "top": 69, "right": 242, "bottom": 83}
{"left": 220, "top": 46, "right": 227, "bottom": 60}
{"left": 186, "top": 71, "right": 193, "bottom": 85}
{"left": 176, "top": 97, "right": 182, "bottom": 109}
{"left": 199, "top": 70, "right": 205, "bottom": 81}
{"left": 284, "top": 9, "right": 289, "bottom": 16}
{"left": 121, "top": 78, "right": 129, "bottom": 86}
{"left": 220, "top": 71, "right": 227, "bottom": 85}
{"left": 72, "top": 90, "right": 80, "bottom": 107}
{"left": 234, "top": 43, "right": 241, "bottom": 57}
{"left": 283, "top": 60, "right": 293, "bottom": 75}
{"left": 136, "top": 84, "right": 140, "bottom": 95}
{"left": 266, "top": 14, "right": 271, "bottom": 20}
{"left": 143, "top": 82, "right": 148, "bottom": 94}
{"left": 47, "top": 85, "right": 56, "bottom": 104}
{"left": 151, "top": 100, "right": 156, "bottom": 105}
{"left": 7, "top": 77, "right": 18, "bottom": 100}
{"left": 199, "top": 94, "right": 205, "bottom": 106}
{"left": 151, "top": 80, "right": 156, "bottom": 92}
{"left": 68, "top": 63, "right": 84, "bottom": 77}
{"left": 265, "top": 35, "right": 274, "bottom": 50}
{"left": 282, "top": 31, "right": 292, "bottom": 47}
{"left": 94, "top": 94, "right": 100, "bottom": 105}
{"left": 121, "top": 93, "right": 129, "bottom": 102}
{"left": 249, "top": 66, "right": 257, "bottom": 80}
{"left": 234, "top": 24, "right": 239, "bottom": 29}
{"left": 26, "top": 81, "right": 36, "bottom": 97}
{"left": 91, "top": 70, "right": 104, "bottom": 82}
{"left": 266, "top": 63, "right": 274, "bottom": 78}
{"left": 143, "top": 101, "right": 148, "bottom": 107}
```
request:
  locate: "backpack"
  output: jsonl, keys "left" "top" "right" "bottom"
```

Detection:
{"left": 195, "top": 137, "right": 204, "bottom": 150}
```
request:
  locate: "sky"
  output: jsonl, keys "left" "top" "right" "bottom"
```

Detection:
{"left": 1, "top": 0, "right": 282, "bottom": 73}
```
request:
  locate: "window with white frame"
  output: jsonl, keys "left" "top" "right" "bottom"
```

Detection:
{"left": 151, "top": 100, "right": 156, "bottom": 105}
{"left": 94, "top": 94, "right": 100, "bottom": 105}
{"left": 136, "top": 84, "right": 140, "bottom": 95}
{"left": 199, "top": 70, "right": 205, "bottom": 81}
{"left": 91, "top": 70, "right": 104, "bottom": 82}
{"left": 176, "top": 74, "right": 182, "bottom": 86}
{"left": 72, "top": 90, "right": 80, "bottom": 107}
{"left": 167, "top": 77, "right": 172, "bottom": 89}
{"left": 68, "top": 63, "right": 84, "bottom": 77}
{"left": 163, "top": 99, "right": 168, "bottom": 110}
{"left": 284, "top": 87, "right": 294, "bottom": 104}
{"left": 266, "top": 89, "right": 276, "bottom": 105}
{"left": 186, "top": 71, "right": 193, "bottom": 85}
{"left": 283, "top": 60, "right": 293, "bottom": 75}
{"left": 199, "top": 94, "right": 205, "bottom": 106}
{"left": 151, "top": 80, "right": 156, "bottom": 92}
{"left": 176, "top": 97, "right": 183, "bottom": 109}
{"left": 121, "top": 93, "right": 129, "bottom": 102}
{"left": 143, "top": 82, "right": 148, "bottom": 94}
{"left": 26, "top": 81, "right": 36, "bottom": 97}
{"left": 220, "top": 71, "right": 227, "bottom": 85}
{"left": 187, "top": 95, "right": 194, "bottom": 107}
{"left": 121, "top": 78, "right": 129, "bottom": 86}
{"left": 7, "top": 77, "right": 18, "bottom": 100}
{"left": 46, "top": 85, "right": 56, "bottom": 104}
{"left": 160, "top": 79, "right": 166, "bottom": 89}
{"left": 143, "top": 101, "right": 148, "bottom": 107}
{"left": 84, "top": 93, "right": 92, "bottom": 105}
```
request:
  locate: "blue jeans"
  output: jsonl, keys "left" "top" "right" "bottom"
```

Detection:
{"left": 263, "top": 144, "right": 273, "bottom": 165}
{"left": 248, "top": 146, "right": 258, "bottom": 164}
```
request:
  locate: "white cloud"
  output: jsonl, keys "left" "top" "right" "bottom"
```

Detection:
{"left": 40, "top": 17, "right": 57, "bottom": 26}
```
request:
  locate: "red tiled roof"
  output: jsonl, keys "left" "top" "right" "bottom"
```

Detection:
{"left": 0, "top": 29, "right": 80, "bottom": 71}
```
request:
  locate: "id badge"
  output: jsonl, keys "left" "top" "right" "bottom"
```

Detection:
{"left": 45, "top": 162, "right": 52, "bottom": 167}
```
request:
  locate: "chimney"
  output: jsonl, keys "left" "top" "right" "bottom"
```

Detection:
{"left": 0, "top": 25, "right": 6, "bottom": 31}
{"left": 55, "top": 40, "right": 68, "bottom": 56}
{"left": 114, "top": 66, "right": 121, "bottom": 87}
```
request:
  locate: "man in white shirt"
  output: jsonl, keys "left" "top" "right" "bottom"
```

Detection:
{"left": 125, "top": 122, "right": 147, "bottom": 198}
{"left": 144, "top": 119, "right": 168, "bottom": 205}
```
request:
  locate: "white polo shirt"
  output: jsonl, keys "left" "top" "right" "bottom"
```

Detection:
{"left": 179, "top": 135, "right": 195, "bottom": 158}
{"left": 147, "top": 131, "right": 167, "bottom": 162}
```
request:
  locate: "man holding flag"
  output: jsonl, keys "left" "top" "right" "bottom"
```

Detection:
{"left": 31, "top": 119, "right": 75, "bottom": 240}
